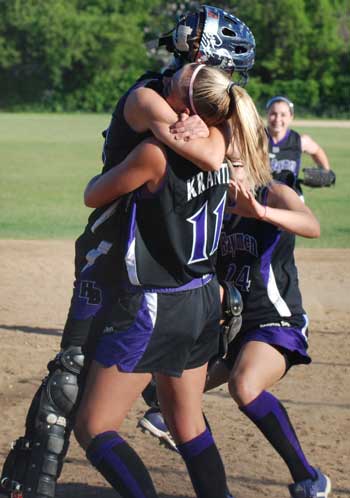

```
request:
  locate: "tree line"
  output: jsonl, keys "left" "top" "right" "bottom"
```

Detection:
{"left": 0, "top": 0, "right": 349, "bottom": 116}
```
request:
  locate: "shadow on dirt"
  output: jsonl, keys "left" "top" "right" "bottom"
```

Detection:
{"left": 56, "top": 480, "right": 350, "bottom": 498}
{"left": 56, "top": 483, "right": 187, "bottom": 498}
{"left": 0, "top": 324, "right": 62, "bottom": 337}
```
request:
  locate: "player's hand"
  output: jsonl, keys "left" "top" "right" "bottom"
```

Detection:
{"left": 169, "top": 114, "right": 210, "bottom": 141}
{"left": 229, "top": 180, "right": 265, "bottom": 219}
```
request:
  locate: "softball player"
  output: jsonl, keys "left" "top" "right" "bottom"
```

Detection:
{"left": 0, "top": 7, "right": 256, "bottom": 498}
{"left": 140, "top": 164, "right": 331, "bottom": 498}
{"left": 266, "top": 96, "right": 333, "bottom": 195}
{"left": 74, "top": 64, "right": 271, "bottom": 498}
{"left": 205, "top": 164, "right": 331, "bottom": 498}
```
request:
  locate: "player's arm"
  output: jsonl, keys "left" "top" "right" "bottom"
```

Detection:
{"left": 264, "top": 182, "right": 320, "bottom": 237}
{"left": 84, "top": 138, "right": 166, "bottom": 208}
{"left": 301, "top": 134, "right": 330, "bottom": 171}
{"left": 124, "top": 87, "right": 227, "bottom": 172}
{"left": 228, "top": 181, "right": 320, "bottom": 238}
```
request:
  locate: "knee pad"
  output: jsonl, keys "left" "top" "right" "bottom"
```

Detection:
{"left": 0, "top": 347, "right": 84, "bottom": 498}
{"left": 44, "top": 346, "right": 84, "bottom": 417}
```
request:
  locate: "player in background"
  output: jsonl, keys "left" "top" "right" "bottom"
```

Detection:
{"left": 266, "top": 95, "right": 334, "bottom": 196}
{"left": 204, "top": 162, "right": 331, "bottom": 498}
{"left": 0, "top": 6, "right": 256, "bottom": 498}
{"left": 75, "top": 62, "right": 271, "bottom": 498}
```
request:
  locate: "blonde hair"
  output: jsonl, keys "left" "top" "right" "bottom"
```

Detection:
{"left": 180, "top": 63, "right": 271, "bottom": 189}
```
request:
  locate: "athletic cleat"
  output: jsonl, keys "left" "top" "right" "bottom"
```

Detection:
{"left": 138, "top": 408, "right": 178, "bottom": 452}
{"left": 289, "top": 468, "right": 331, "bottom": 498}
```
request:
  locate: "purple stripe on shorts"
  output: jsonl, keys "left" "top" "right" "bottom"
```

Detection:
{"left": 177, "top": 428, "right": 214, "bottom": 460}
{"left": 94, "top": 293, "right": 156, "bottom": 371}
{"left": 142, "top": 274, "right": 213, "bottom": 294}
{"left": 260, "top": 231, "right": 281, "bottom": 287}
{"left": 239, "top": 325, "right": 310, "bottom": 363}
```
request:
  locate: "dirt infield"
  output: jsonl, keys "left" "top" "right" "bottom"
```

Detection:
{"left": 0, "top": 240, "right": 349, "bottom": 498}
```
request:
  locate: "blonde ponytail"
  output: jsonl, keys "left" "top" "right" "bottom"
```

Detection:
{"left": 229, "top": 85, "right": 271, "bottom": 190}
{"left": 181, "top": 63, "right": 271, "bottom": 189}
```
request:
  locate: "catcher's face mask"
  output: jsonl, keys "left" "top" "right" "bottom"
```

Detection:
{"left": 158, "top": 5, "right": 255, "bottom": 83}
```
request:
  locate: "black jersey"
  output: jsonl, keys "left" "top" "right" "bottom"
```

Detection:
{"left": 124, "top": 148, "right": 230, "bottom": 289}
{"left": 217, "top": 188, "right": 305, "bottom": 331}
{"left": 74, "top": 72, "right": 164, "bottom": 282}
{"left": 101, "top": 72, "right": 163, "bottom": 172}
{"left": 268, "top": 129, "right": 302, "bottom": 190}
{"left": 86, "top": 72, "right": 164, "bottom": 232}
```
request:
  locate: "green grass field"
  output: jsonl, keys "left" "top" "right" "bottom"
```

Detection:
{"left": 292, "top": 124, "right": 350, "bottom": 248}
{"left": 0, "top": 113, "right": 349, "bottom": 247}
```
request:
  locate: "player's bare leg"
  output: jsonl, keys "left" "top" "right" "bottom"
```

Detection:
{"left": 229, "top": 341, "right": 331, "bottom": 497}
{"left": 74, "top": 364, "right": 158, "bottom": 498}
{"left": 156, "top": 365, "right": 232, "bottom": 498}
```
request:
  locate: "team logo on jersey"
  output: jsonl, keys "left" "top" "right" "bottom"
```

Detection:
{"left": 187, "top": 163, "right": 229, "bottom": 201}
{"left": 220, "top": 231, "right": 258, "bottom": 258}
{"left": 271, "top": 158, "right": 298, "bottom": 174}
{"left": 79, "top": 280, "right": 102, "bottom": 305}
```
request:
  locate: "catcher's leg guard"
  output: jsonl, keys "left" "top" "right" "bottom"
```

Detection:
{"left": 0, "top": 347, "right": 84, "bottom": 498}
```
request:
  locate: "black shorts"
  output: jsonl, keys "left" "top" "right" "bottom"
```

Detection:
{"left": 95, "top": 277, "right": 221, "bottom": 377}
{"left": 222, "top": 318, "right": 311, "bottom": 372}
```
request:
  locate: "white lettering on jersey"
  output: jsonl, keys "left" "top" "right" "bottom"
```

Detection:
{"left": 187, "top": 163, "right": 229, "bottom": 201}
{"left": 187, "top": 177, "right": 197, "bottom": 200}
{"left": 197, "top": 172, "right": 206, "bottom": 195}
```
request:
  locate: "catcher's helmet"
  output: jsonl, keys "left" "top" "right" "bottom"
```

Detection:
{"left": 159, "top": 5, "right": 255, "bottom": 77}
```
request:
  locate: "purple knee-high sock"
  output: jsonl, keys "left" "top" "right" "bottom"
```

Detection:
{"left": 177, "top": 428, "right": 228, "bottom": 498}
{"left": 86, "top": 431, "right": 158, "bottom": 498}
{"left": 240, "top": 391, "right": 316, "bottom": 482}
